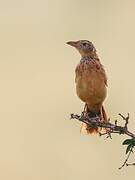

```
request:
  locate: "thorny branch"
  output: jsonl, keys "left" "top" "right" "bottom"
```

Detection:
{"left": 70, "top": 112, "right": 135, "bottom": 169}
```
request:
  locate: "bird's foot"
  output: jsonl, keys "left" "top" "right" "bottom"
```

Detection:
{"left": 88, "top": 116, "right": 100, "bottom": 123}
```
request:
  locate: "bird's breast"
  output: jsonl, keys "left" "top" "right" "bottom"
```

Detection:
{"left": 75, "top": 60, "right": 107, "bottom": 104}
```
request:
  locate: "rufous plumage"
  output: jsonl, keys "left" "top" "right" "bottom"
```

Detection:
{"left": 67, "top": 40, "right": 108, "bottom": 134}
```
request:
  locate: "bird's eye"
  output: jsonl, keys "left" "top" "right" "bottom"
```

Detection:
{"left": 82, "top": 43, "right": 87, "bottom": 46}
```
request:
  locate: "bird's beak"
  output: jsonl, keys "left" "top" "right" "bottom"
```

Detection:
{"left": 66, "top": 41, "right": 78, "bottom": 48}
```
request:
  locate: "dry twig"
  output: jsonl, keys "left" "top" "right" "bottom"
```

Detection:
{"left": 70, "top": 112, "right": 135, "bottom": 169}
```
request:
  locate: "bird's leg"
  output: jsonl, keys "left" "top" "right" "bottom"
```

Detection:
{"left": 100, "top": 109, "right": 104, "bottom": 122}
{"left": 81, "top": 105, "right": 100, "bottom": 122}
{"left": 80, "top": 104, "right": 89, "bottom": 133}
{"left": 81, "top": 104, "right": 88, "bottom": 117}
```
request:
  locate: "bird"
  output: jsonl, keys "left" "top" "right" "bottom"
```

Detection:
{"left": 67, "top": 40, "right": 108, "bottom": 134}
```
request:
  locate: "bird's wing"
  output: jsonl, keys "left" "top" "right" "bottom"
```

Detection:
{"left": 95, "top": 60, "right": 108, "bottom": 86}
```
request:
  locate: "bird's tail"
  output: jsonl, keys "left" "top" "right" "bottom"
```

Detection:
{"left": 80, "top": 105, "right": 108, "bottom": 134}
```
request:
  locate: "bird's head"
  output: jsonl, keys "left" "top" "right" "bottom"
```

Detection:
{"left": 67, "top": 40, "right": 96, "bottom": 57}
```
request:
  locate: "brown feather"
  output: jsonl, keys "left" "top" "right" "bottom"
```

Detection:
{"left": 75, "top": 58, "right": 108, "bottom": 134}
{"left": 67, "top": 40, "right": 109, "bottom": 134}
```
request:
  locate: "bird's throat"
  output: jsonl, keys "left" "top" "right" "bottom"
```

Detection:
{"left": 80, "top": 56, "right": 96, "bottom": 63}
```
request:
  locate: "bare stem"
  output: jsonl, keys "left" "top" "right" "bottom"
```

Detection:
{"left": 70, "top": 112, "right": 135, "bottom": 169}
{"left": 119, "top": 148, "right": 133, "bottom": 170}
{"left": 70, "top": 113, "right": 135, "bottom": 138}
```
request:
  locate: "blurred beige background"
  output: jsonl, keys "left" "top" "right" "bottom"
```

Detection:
{"left": 0, "top": 0, "right": 135, "bottom": 179}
